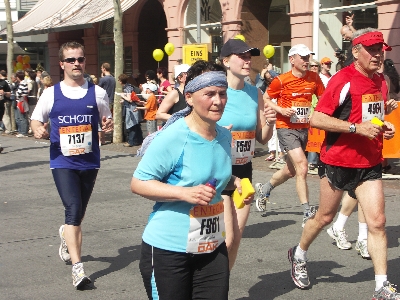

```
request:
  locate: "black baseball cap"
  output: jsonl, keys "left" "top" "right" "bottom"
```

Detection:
{"left": 220, "top": 39, "right": 260, "bottom": 58}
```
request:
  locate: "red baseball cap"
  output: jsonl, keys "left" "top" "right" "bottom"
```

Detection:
{"left": 352, "top": 31, "right": 392, "bottom": 51}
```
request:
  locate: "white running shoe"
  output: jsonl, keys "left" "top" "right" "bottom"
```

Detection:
{"left": 72, "top": 262, "right": 91, "bottom": 289}
{"left": 255, "top": 183, "right": 269, "bottom": 212}
{"left": 355, "top": 239, "right": 371, "bottom": 259}
{"left": 302, "top": 206, "right": 317, "bottom": 228}
{"left": 59, "top": 225, "right": 71, "bottom": 263}
{"left": 327, "top": 226, "right": 352, "bottom": 250}
{"left": 288, "top": 246, "right": 310, "bottom": 289}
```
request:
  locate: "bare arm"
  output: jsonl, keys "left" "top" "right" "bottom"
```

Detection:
{"left": 31, "top": 120, "right": 49, "bottom": 139}
{"left": 263, "top": 92, "right": 295, "bottom": 118}
{"left": 156, "top": 89, "right": 178, "bottom": 121}
{"left": 310, "top": 111, "right": 383, "bottom": 139}
{"left": 162, "top": 85, "right": 173, "bottom": 95}
{"left": 130, "top": 177, "right": 216, "bottom": 206}
{"left": 256, "top": 89, "right": 275, "bottom": 144}
{"left": 345, "top": 14, "right": 356, "bottom": 33}
{"left": 383, "top": 75, "right": 398, "bottom": 115}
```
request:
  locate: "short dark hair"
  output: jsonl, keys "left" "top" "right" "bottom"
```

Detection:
{"left": 29, "top": 70, "right": 36, "bottom": 81}
{"left": 185, "top": 60, "right": 226, "bottom": 87}
{"left": 0, "top": 70, "right": 6, "bottom": 77}
{"left": 156, "top": 67, "right": 168, "bottom": 79}
{"left": 59, "top": 41, "right": 85, "bottom": 61}
{"left": 101, "top": 62, "right": 111, "bottom": 71}
{"left": 145, "top": 70, "right": 157, "bottom": 81}
{"left": 118, "top": 73, "right": 129, "bottom": 84}
{"left": 16, "top": 70, "right": 25, "bottom": 80}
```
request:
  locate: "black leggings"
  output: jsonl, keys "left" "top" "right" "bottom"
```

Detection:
{"left": 139, "top": 241, "right": 229, "bottom": 300}
{"left": 52, "top": 168, "right": 98, "bottom": 226}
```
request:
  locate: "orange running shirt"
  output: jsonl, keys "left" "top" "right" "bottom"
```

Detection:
{"left": 267, "top": 70, "right": 325, "bottom": 129}
{"left": 144, "top": 94, "right": 158, "bottom": 120}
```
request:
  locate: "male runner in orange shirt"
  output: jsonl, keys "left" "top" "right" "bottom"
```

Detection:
{"left": 255, "top": 44, "right": 325, "bottom": 227}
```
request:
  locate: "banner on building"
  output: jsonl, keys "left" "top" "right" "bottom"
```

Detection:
{"left": 182, "top": 44, "right": 208, "bottom": 65}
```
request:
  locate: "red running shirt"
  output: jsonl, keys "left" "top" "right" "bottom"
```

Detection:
{"left": 316, "top": 64, "right": 388, "bottom": 168}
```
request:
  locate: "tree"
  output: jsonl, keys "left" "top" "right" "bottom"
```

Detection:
{"left": 4, "top": 0, "right": 13, "bottom": 82}
{"left": 112, "top": 0, "right": 124, "bottom": 143}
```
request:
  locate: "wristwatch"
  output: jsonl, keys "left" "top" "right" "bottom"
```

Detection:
{"left": 349, "top": 123, "right": 356, "bottom": 133}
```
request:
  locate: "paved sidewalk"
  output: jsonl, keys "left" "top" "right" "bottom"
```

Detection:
{"left": 1, "top": 135, "right": 400, "bottom": 300}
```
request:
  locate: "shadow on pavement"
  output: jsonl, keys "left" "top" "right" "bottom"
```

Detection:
{"left": 81, "top": 244, "right": 141, "bottom": 289}
{"left": 243, "top": 219, "right": 296, "bottom": 239}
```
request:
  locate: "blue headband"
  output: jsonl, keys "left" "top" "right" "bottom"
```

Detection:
{"left": 138, "top": 71, "right": 227, "bottom": 157}
{"left": 184, "top": 71, "right": 228, "bottom": 94}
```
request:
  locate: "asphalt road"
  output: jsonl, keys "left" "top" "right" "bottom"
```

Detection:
{"left": 1, "top": 134, "right": 400, "bottom": 300}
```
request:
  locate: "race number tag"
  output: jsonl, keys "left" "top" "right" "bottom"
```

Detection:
{"left": 59, "top": 124, "right": 93, "bottom": 156}
{"left": 186, "top": 201, "right": 225, "bottom": 254}
{"left": 290, "top": 101, "right": 311, "bottom": 123}
{"left": 231, "top": 131, "right": 256, "bottom": 165}
{"left": 361, "top": 93, "right": 384, "bottom": 122}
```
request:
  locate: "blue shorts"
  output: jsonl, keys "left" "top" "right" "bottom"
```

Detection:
{"left": 52, "top": 168, "right": 98, "bottom": 226}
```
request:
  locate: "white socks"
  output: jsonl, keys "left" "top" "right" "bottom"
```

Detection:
{"left": 294, "top": 244, "right": 307, "bottom": 261}
{"left": 375, "top": 275, "right": 387, "bottom": 291}
{"left": 333, "top": 213, "right": 349, "bottom": 231}
{"left": 358, "top": 222, "right": 368, "bottom": 241}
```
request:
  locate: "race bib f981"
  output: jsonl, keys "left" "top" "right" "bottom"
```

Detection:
{"left": 186, "top": 201, "right": 225, "bottom": 254}
{"left": 59, "top": 124, "right": 93, "bottom": 156}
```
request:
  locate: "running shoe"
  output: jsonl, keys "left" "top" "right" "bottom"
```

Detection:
{"left": 372, "top": 281, "right": 400, "bottom": 300}
{"left": 288, "top": 246, "right": 310, "bottom": 289}
{"left": 327, "top": 226, "right": 352, "bottom": 250}
{"left": 255, "top": 183, "right": 269, "bottom": 212}
{"left": 355, "top": 239, "right": 371, "bottom": 259}
{"left": 59, "top": 225, "right": 71, "bottom": 263}
{"left": 302, "top": 206, "right": 317, "bottom": 228}
{"left": 72, "top": 262, "right": 91, "bottom": 289}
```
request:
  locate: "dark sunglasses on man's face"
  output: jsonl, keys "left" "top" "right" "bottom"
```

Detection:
{"left": 62, "top": 57, "right": 86, "bottom": 64}
{"left": 324, "top": 62, "right": 332, "bottom": 66}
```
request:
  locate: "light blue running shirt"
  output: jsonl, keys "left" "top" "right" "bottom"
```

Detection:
{"left": 218, "top": 82, "right": 259, "bottom": 165}
{"left": 133, "top": 118, "right": 232, "bottom": 253}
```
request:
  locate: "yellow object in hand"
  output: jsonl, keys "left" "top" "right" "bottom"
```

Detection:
{"left": 232, "top": 178, "right": 255, "bottom": 209}
{"left": 371, "top": 116, "right": 384, "bottom": 127}
{"left": 369, "top": 117, "right": 384, "bottom": 140}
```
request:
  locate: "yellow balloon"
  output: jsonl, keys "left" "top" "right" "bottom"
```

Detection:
{"left": 234, "top": 34, "right": 245, "bottom": 42}
{"left": 153, "top": 49, "right": 164, "bottom": 62}
{"left": 164, "top": 43, "right": 175, "bottom": 56}
{"left": 22, "top": 55, "right": 30, "bottom": 64}
{"left": 16, "top": 62, "right": 23, "bottom": 70}
{"left": 263, "top": 45, "right": 275, "bottom": 59}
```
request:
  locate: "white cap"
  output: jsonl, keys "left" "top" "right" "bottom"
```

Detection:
{"left": 142, "top": 83, "right": 158, "bottom": 92}
{"left": 174, "top": 64, "right": 190, "bottom": 79}
{"left": 288, "top": 44, "right": 315, "bottom": 57}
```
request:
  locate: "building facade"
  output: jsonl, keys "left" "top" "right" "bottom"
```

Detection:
{"left": 4, "top": 0, "right": 400, "bottom": 90}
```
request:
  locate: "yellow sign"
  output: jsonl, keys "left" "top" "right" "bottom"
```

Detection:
{"left": 182, "top": 44, "right": 208, "bottom": 65}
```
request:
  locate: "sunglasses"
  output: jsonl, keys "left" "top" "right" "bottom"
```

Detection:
{"left": 62, "top": 57, "right": 86, "bottom": 64}
{"left": 324, "top": 62, "right": 332, "bottom": 65}
{"left": 310, "top": 65, "right": 319, "bottom": 67}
